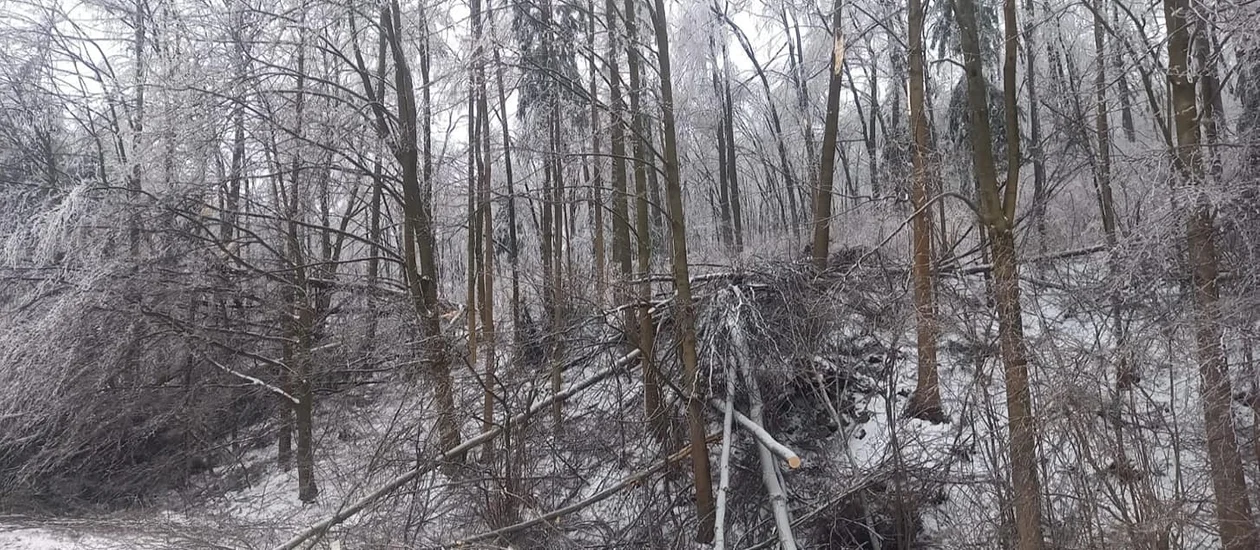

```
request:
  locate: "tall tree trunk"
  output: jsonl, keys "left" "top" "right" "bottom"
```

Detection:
{"left": 905, "top": 0, "right": 945, "bottom": 424}
{"left": 783, "top": 7, "right": 818, "bottom": 227}
{"left": 387, "top": 0, "right": 462, "bottom": 459}
{"left": 1091, "top": 0, "right": 1130, "bottom": 394}
{"left": 712, "top": 37, "right": 734, "bottom": 250}
{"left": 718, "top": 10, "right": 796, "bottom": 238}
{"left": 490, "top": 3, "right": 520, "bottom": 342}
{"left": 606, "top": 0, "right": 633, "bottom": 321}
{"left": 811, "top": 0, "right": 845, "bottom": 270}
{"left": 1021, "top": 0, "right": 1048, "bottom": 249}
{"left": 955, "top": 0, "right": 1046, "bottom": 545}
{"left": 650, "top": 0, "right": 716, "bottom": 540}
{"left": 624, "top": 0, "right": 669, "bottom": 448}
{"left": 287, "top": 32, "right": 319, "bottom": 503}
{"left": 720, "top": 38, "right": 743, "bottom": 251}
{"left": 472, "top": 0, "right": 496, "bottom": 446}
{"left": 467, "top": 84, "right": 480, "bottom": 370}
{"left": 1164, "top": 0, "right": 1258, "bottom": 546}
{"left": 587, "top": 0, "right": 606, "bottom": 302}
{"left": 293, "top": 299, "right": 318, "bottom": 502}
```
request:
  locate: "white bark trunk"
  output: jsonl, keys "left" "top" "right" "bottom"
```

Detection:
{"left": 727, "top": 288, "right": 798, "bottom": 550}
{"left": 713, "top": 349, "right": 738, "bottom": 549}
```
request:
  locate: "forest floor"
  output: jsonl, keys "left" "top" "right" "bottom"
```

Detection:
{"left": 0, "top": 259, "right": 1235, "bottom": 548}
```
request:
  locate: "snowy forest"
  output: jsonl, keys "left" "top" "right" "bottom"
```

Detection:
{"left": 2, "top": 0, "right": 1260, "bottom": 546}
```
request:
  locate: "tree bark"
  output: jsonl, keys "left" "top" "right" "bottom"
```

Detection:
{"left": 811, "top": 0, "right": 845, "bottom": 270}
{"left": 954, "top": 0, "right": 1046, "bottom": 544}
{"left": 905, "top": 0, "right": 945, "bottom": 424}
{"left": 624, "top": 0, "right": 670, "bottom": 449}
{"left": 1164, "top": 0, "right": 1258, "bottom": 545}
{"left": 387, "top": 0, "right": 462, "bottom": 459}
{"left": 650, "top": 0, "right": 716, "bottom": 540}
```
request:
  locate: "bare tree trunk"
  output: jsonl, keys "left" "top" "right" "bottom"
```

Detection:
{"left": 472, "top": 0, "right": 496, "bottom": 448}
{"left": 1164, "top": 0, "right": 1258, "bottom": 545}
{"left": 605, "top": 0, "right": 633, "bottom": 325}
{"left": 293, "top": 300, "right": 318, "bottom": 502}
{"left": 624, "top": 0, "right": 669, "bottom": 449}
{"left": 1021, "top": 0, "right": 1048, "bottom": 249}
{"left": 586, "top": 0, "right": 605, "bottom": 302}
{"left": 1090, "top": 0, "right": 1131, "bottom": 395}
{"left": 811, "top": 0, "right": 845, "bottom": 270}
{"left": 467, "top": 88, "right": 480, "bottom": 370}
{"left": 489, "top": 4, "right": 520, "bottom": 343}
{"left": 650, "top": 0, "right": 716, "bottom": 540}
{"left": 285, "top": 30, "right": 319, "bottom": 503}
{"left": 955, "top": 0, "right": 1045, "bottom": 544}
{"left": 711, "top": 29, "right": 733, "bottom": 250}
{"left": 1113, "top": 4, "right": 1136, "bottom": 143}
{"left": 905, "top": 0, "right": 944, "bottom": 424}
{"left": 783, "top": 7, "right": 817, "bottom": 229}
{"left": 719, "top": 37, "right": 743, "bottom": 251}
{"left": 387, "top": 0, "right": 462, "bottom": 459}
{"left": 718, "top": 11, "right": 796, "bottom": 239}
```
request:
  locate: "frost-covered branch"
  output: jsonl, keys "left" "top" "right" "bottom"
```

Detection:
{"left": 203, "top": 356, "right": 298, "bottom": 405}
{"left": 713, "top": 346, "right": 738, "bottom": 549}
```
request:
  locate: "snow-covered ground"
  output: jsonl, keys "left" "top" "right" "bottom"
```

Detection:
{"left": 1, "top": 266, "right": 1244, "bottom": 548}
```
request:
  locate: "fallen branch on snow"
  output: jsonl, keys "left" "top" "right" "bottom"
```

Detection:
{"left": 713, "top": 340, "right": 739, "bottom": 549}
{"left": 703, "top": 398, "right": 802, "bottom": 469}
{"left": 728, "top": 288, "right": 798, "bottom": 550}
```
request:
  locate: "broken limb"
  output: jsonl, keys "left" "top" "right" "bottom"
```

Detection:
{"left": 713, "top": 343, "right": 738, "bottom": 549}
{"left": 727, "top": 290, "right": 798, "bottom": 550}
{"left": 702, "top": 398, "right": 802, "bottom": 469}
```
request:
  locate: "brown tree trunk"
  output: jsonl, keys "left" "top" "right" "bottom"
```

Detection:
{"left": 623, "top": 0, "right": 670, "bottom": 449}
{"left": 650, "top": 0, "right": 716, "bottom": 540}
{"left": 605, "top": 0, "right": 633, "bottom": 327}
{"left": 287, "top": 34, "right": 319, "bottom": 503}
{"left": 955, "top": 0, "right": 1045, "bottom": 544}
{"left": 904, "top": 0, "right": 945, "bottom": 424}
{"left": 811, "top": 0, "right": 845, "bottom": 270}
{"left": 387, "top": 0, "right": 462, "bottom": 459}
{"left": 1164, "top": 0, "right": 1258, "bottom": 545}
{"left": 472, "top": 0, "right": 496, "bottom": 446}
